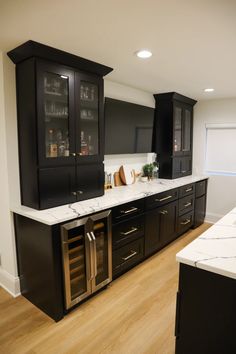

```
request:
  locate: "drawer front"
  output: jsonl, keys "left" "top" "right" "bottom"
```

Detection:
{"left": 112, "top": 199, "right": 144, "bottom": 224}
{"left": 179, "top": 183, "right": 195, "bottom": 198}
{"left": 112, "top": 215, "right": 144, "bottom": 250}
{"left": 195, "top": 179, "right": 207, "bottom": 198}
{"left": 179, "top": 194, "right": 194, "bottom": 216}
{"left": 145, "top": 188, "right": 179, "bottom": 210}
{"left": 177, "top": 211, "right": 194, "bottom": 234}
{"left": 112, "top": 238, "right": 144, "bottom": 276}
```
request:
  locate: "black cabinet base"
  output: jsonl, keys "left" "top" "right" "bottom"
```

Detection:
{"left": 14, "top": 214, "right": 64, "bottom": 322}
{"left": 175, "top": 264, "right": 236, "bottom": 354}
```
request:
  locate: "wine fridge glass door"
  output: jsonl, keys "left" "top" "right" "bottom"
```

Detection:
{"left": 90, "top": 210, "right": 112, "bottom": 292}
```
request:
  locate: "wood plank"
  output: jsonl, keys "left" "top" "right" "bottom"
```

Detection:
{"left": 0, "top": 223, "right": 211, "bottom": 354}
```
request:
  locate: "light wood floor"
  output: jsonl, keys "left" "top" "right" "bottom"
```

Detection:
{"left": 0, "top": 223, "right": 211, "bottom": 354}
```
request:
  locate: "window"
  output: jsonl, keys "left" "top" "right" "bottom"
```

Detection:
{"left": 205, "top": 123, "right": 236, "bottom": 176}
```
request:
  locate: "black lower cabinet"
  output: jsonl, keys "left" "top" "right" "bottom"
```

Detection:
{"left": 38, "top": 163, "right": 104, "bottom": 209}
{"left": 39, "top": 166, "right": 77, "bottom": 209}
{"left": 173, "top": 157, "right": 192, "bottom": 178}
{"left": 193, "top": 179, "right": 208, "bottom": 228}
{"left": 175, "top": 264, "right": 236, "bottom": 354}
{"left": 112, "top": 237, "right": 144, "bottom": 277}
{"left": 76, "top": 163, "right": 104, "bottom": 201}
{"left": 14, "top": 214, "right": 64, "bottom": 321}
{"left": 145, "top": 200, "right": 178, "bottom": 256}
{"left": 111, "top": 199, "right": 145, "bottom": 277}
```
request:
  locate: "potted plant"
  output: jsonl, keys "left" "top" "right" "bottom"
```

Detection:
{"left": 142, "top": 163, "right": 154, "bottom": 180}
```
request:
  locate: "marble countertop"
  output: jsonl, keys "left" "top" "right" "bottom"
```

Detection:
{"left": 176, "top": 207, "right": 236, "bottom": 280}
{"left": 12, "top": 175, "right": 207, "bottom": 226}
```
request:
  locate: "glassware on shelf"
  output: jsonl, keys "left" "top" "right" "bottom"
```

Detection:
{"left": 80, "top": 131, "right": 89, "bottom": 155}
{"left": 47, "top": 129, "right": 58, "bottom": 158}
{"left": 88, "top": 135, "right": 94, "bottom": 155}
{"left": 64, "top": 133, "right": 70, "bottom": 157}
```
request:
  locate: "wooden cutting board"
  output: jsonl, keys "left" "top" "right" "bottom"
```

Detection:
{"left": 114, "top": 172, "right": 124, "bottom": 186}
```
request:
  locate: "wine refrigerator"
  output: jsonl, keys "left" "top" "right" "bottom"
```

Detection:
{"left": 61, "top": 210, "right": 112, "bottom": 309}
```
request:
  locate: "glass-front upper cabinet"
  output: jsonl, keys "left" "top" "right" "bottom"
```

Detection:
{"left": 76, "top": 73, "right": 103, "bottom": 162}
{"left": 173, "top": 104, "right": 192, "bottom": 156}
{"left": 37, "top": 61, "right": 75, "bottom": 166}
{"left": 182, "top": 107, "right": 192, "bottom": 154}
{"left": 173, "top": 105, "right": 182, "bottom": 155}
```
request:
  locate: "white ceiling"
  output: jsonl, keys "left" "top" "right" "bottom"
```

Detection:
{"left": 1, "top": 0, "right": 236, "bottom": 100}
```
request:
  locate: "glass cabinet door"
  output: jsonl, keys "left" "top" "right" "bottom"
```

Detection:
{"left": 61, "top": 218, "right": 92, "bottom": 309}
{"left": 76, "top": 73, "right": 102, "bottom": 161}
{"left": 37, "top": 62, "right": 75, "bottom": 166}
{"left": 182, "top": 107, "right": 192, "bottom": 154}
{"left": 173, "top": 105, "right": 182, "bottom": 154}
{"left": 90, "top": 210, "right": 112, "bottom": 291}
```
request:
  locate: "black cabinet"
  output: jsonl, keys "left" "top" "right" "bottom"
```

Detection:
{"left": 193, "top": 179, "right": 208, "bottom": 228}
{"left": 145, "top": 200, "right": 178, "bottom": 256}
{"left": 112, "top": 199, "right": 145, "bottom": 277}
{"left": 175, "top": 264, "right": 236, "bottom": 354}
{"left": 8, "top": 41, "right": 113, "bottom": 209}
{"left": 153, "top": 92, "right": 197, "bottom": 179}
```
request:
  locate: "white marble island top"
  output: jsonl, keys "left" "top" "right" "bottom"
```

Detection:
{"left": 176, "top": 207, "right": 236, "bottom": 280}
{"left": 12, "top": 175, "right": 207, "bottom": 226}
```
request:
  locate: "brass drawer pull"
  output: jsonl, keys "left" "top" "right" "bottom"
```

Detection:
{"left": 185, "top": 188, "right": 192, "bottom": 192}
{"left": 120, "top": 207, "right": 138, "bottom": 214}
{"left": 160, "top": 210, "right": 168, "bottom": 215}
{"left": 181, "top": 219, "right": 191, "bottom": 225}
{"left": 121, "top": 227, "right": 138, "bottom": 236}
{"left": 122, "top": 250, "right": 138, "bottom": 261}
{"left": 155, "top": 195, "right": 172, "bottom": 202}
{"left": 184, "top": 202, "right": 192, "bottom": 207}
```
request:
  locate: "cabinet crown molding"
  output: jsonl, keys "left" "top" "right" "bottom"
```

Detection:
{"left": 7, "top": 40, "right": 113, "bottom": 77}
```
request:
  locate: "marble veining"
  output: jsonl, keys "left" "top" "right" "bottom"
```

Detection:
{"left": 176, "top": 208, "right": 236, "bottom": 280}
{"left": 12, "top": 175, "right": 207, "bottom": 226}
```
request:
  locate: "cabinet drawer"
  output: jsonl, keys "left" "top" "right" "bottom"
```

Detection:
{"left": 112, "top": 216, "right": 144, "bottom": 250}
{"left": 112, "top": 238, "right": 144, "bottom": 276}
{"left": 179, "top": 195, "right": 194, "bottom": 216}
{"left": 195, "top": 180, "right": 207, "bottom": 198}
{"left": 145, "top": 188, "right": 178, "bottom": 210}
{"left": 177, "top": 211, "right": 194, "bottom": 234}
{"left": 179, "top": 183, "right": 195, "bottom": 198}
{"left": 112, "top": 199, "right": 144, "bottom": 223}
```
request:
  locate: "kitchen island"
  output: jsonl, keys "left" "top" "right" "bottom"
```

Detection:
{"left": 175, "top": 207, "right": 236, "bottom": 354}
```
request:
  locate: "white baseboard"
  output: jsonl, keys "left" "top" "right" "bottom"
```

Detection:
{"left": 0, "top": 267, "right": 20, "bottom": 297}
{"left": 205, "top": 212, "right": 223, "bottom": 224}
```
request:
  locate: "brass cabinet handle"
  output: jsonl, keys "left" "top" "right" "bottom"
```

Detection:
{"left": 120, "top": 207, "right": 138, "bottom": 214}
{"left": 70, "top": 152, "right": 76, "bottom": 157}
{"left": 160, "top": 210, "right": 168, "bottom": 215}
{"left": 77, "top": 152, "right": 83, "bottom": 156}
{"left": 185, "top": 188, "right": 192, "bottom": 192}
{"left": 121, "top": 227, "right": 138, "bottom": 236}
{"left": 71, "top": 192, "right": 77, "bottom": 196}
{"left": 77, "top": 190, "right": 83, "bottom": 194}
{"left": 184, "top": 202, "right": 192, "bottom": 207}
{"left": 122, "top": 250, "right": 138, "bottom": 261}
{"left": 155, "top": 195, "right": 172, "bottom": 202}
{"left": 181, "top": 219, "right": 191, "bottom": 225}
{"left": 181, "top": 170, "right": 187, "bottom": 173}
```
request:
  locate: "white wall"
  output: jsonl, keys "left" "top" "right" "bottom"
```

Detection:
{"left": 193, "top": 98, "right": 236, "bottom": 222}
{"left": 0, "top": 52, "right": 20, "bottom": 296}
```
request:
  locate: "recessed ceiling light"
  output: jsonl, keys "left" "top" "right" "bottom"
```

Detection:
{"left": 204, "top": 88, "right": 215, "bottom": 92}
{"left": 136, "top": 50, "right": 152, "bottom": 59}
